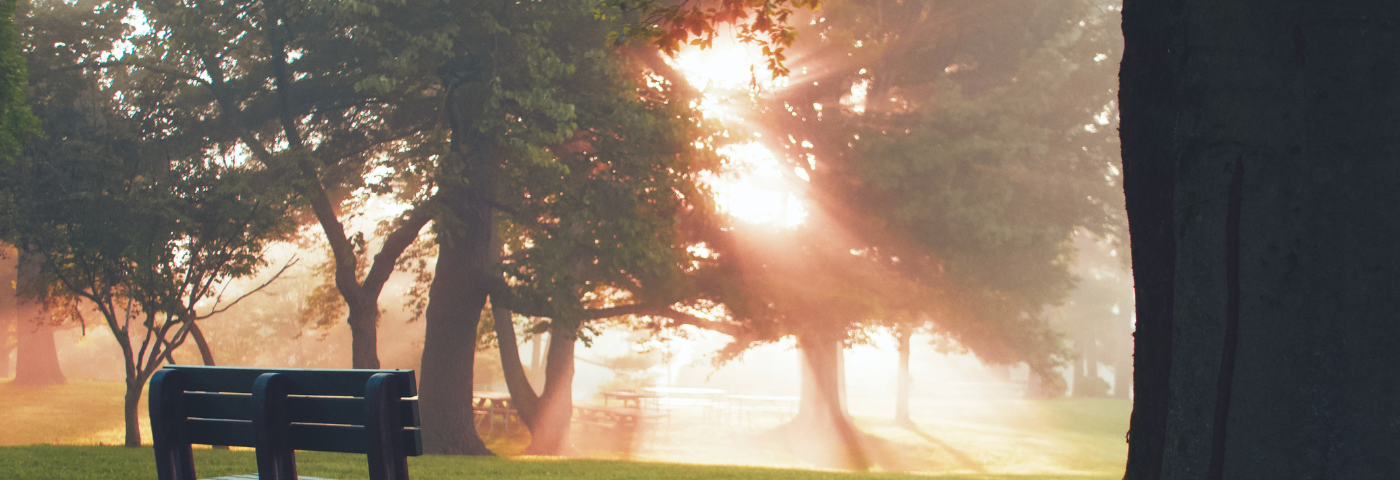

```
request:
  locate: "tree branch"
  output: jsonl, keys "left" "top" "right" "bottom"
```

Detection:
{"left": 362, "top": 203, "right": 436, "bottom": 298}
{"left": 193, "top": 257, "right": 298, "bottom": 320}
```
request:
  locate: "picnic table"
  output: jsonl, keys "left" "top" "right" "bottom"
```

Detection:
{"left": 473, "top": 392, "right": 517, "bottom": 434}
{"left": 600, "top": 390, "right": 652, "bottom": 409}
{"left": 724, "top": 394, "right": 799, "bottom": 429}
{"left": 574, "top": 404, "right": 666, "bottom": 431}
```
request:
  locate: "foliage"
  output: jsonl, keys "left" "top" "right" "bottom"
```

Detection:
{"left": 598, "top": 0, "right": 822, "bottom": 77}
{"left": 0, "top": 0, "right": 38, "bottom": 160}
{"left": 1, "top": 0, "right": 299, "bottom": 445}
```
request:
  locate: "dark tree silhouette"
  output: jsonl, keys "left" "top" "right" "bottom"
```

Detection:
{"left": 1121, "top": 1, "right": 1400, "bottom": 478}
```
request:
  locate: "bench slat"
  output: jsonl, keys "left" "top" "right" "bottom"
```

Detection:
{"left": 286, "top": 424, "right": 423, "bottom": 456}
{"left": 166, "top": 366, "right": 417, "bottom": 397}
{"left": 288, "top": 396, "right": 421, "bottom": 428}
{"left": 185, "top": 418, "right": 256, "bottom": 448}
{"left": 184, "top": 392, "right": 419, "bottom": 427}
{"left": 185, "top": 392, "right": 250, "bottom": 420}
{"left": 182, "top": 419, "right": 421, "bottom": 456}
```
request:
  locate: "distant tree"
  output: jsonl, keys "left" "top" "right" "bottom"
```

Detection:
{"left": 665, "top": 0, "right": 1125, "bottom": 467}
{"left": 11, "top": 250, "right": 64, "bottom": 386}
{"left": 1055, "top": 232, "right": 1133, "bottom": 399}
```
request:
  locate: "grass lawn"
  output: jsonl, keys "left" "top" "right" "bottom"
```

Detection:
{"left": 0, "top": 445, "right": 1113, "bottom": 480}
{"left": 0, "top": 379, "right": 1128, "bottom": 479}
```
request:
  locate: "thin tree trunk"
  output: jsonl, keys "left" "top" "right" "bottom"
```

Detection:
{"left": 493, "top": 302, "right": 540, "bottom": 432}
{"left": 523, "top": 325, "right": 576, "bottom": 455}
{"left": 894, "top": 323, "right": 913, "bottom": 426}
{"left": 123, "top": 378, "right": 142, "bottom": 447}
{"left": 185, "top": 322, "right": 230, "bottom": 449}
{"left": 1074, "top": 347, "right": 1096, "bottom": 398}
{"left": 188, "top": 322, "right": 215, "bottom": 366}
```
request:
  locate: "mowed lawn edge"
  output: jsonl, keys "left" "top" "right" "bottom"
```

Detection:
{"left": 0, "top": 445, "right": 1118, "bottom": 480}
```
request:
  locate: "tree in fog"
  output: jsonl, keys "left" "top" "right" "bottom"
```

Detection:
{"left": 1120, "top": 1, "right": 1400, "bottom": 478}
{"left": 681, "top": 0, "right": 1125, "bottom": 466}
{"left": 86, "top": 0, "right": 814, "bottom": 455}
{"left": 1, "top": 1, "right": 297, "bottom": 446}
{"left": 120, "top": 0, "right": 444, "bottom": 372}
{"left": 1055, "top": 232, "right": 1133, "bottom": 399}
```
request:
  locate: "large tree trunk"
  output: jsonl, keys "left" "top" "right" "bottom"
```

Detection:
{"left": 12, "top": 252, "right": 62, "bottom": 386}
{"left": 523, "top": 325, "right": 576, "bottom": 455}
{"left": 493, "top": 303, "right": 540, "bottom": 432}
{"left": 1121, "top": 2, "right": 1400, "bottom": 478}
{"left": 894, "top": 323, "right": 913, "bottom": 426}
{"left": 792, "top": 334, "right": 869, "bottom": 471}
{"left": 1119, "top": 0, "right": 1180, "bottom": 476}
{"left": 417, "top": 210, "right": 493, "bottom": 454}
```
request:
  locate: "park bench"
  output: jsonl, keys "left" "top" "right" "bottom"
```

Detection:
{"left": 148, "top": 365, "right": 422, "bottom": 480}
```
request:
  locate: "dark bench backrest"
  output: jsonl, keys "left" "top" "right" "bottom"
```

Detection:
{"left": 149, "top": 366, "right": 421, "bottom": 480}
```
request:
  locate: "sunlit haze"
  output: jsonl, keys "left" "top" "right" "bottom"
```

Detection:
{"left": 671, "top": 39, "right": 809, "bottom": 228}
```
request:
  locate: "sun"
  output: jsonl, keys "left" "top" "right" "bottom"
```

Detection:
{"left": 670, "top": 36, "right": 808, "bottom": 228}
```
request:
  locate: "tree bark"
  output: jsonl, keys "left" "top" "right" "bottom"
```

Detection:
{"left": 123, "top": 377, "right": 142, "bottom": 447}
{"left": 1119, "top": 0, "right": 1181, "bottom": 477}
{"left": 346, "top": 301, "right": 380, "bottom": 369}
{"left": 12, "top": 252, "right": 62, "bottom": 386}
{"left": 416, "top": 189, "right": 493, "bottom": 455}
{"left": 523, "top": 325, "right": 576, "bottom": 455}
{"left": 493, "top": 302, "right": 540, "bottom": 432}
{"left": 894, "top": 323, "right": 913, "bottom": 426}
{"left": 1121, "top": 2, "right": 1400, "bottom": 478}
{"left": 188, "top": 322, "right": 215, "bottom": 366}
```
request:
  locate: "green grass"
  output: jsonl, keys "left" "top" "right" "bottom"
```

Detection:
{"left": 0, "top": 445, "right": 1114, "bottom": 480}
{"left": 0, "top": 379, "right": 1129, "bottom": 479}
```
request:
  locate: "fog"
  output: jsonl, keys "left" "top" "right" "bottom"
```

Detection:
{"left": 2, "top": 0, "right": 1131, "bottom": 475}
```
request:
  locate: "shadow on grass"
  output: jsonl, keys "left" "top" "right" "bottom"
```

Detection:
{"left": 902, "top": 424, "right": 986, "bottom": 473}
